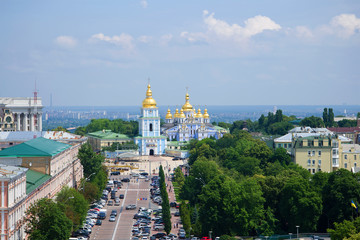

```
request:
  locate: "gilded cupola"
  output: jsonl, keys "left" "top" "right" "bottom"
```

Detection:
{"left": 197, "top": 108, "right": 203, "bottom": 118}
{"left": 142, "top": 84, "right": 157, "bottom": 108}
{"left": 179, "top": 109, "right": 186, "bottom": 118}
{"left": 203, "top": 108, "right": 209, "bottom": 119}
{"left": 182, "top": 92, "right": 193, "bottom": 111}
{"left": 165, "top": 108, "right": 173, "bottom": 119}
{"left": 174, "top": 109, "right": 179, "bottom": 118}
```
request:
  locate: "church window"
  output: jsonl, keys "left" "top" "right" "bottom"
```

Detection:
{"left": 150, "top": 123, "right": 153, "bottom": 132}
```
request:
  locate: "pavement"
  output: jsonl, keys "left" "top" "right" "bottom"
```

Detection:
{"left": 89, "top": 155, "right": 185, "bottom": 240}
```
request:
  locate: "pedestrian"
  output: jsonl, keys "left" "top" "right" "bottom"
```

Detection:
{"left": 176, "top": 223, "right": 178, "bottom": 228}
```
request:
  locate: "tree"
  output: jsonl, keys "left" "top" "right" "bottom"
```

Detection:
{"left": 267, "top": 122, "right": 293, "bottom": 135}
{"left": 300, "top": 116, "right": 324, "bottom": 128}
{"left": 159, "top": 165, "right": 172, "bottom": 234}
{"left": 278, "top": 174, "right": 322, "bottom": 232}
{"left": 52, "top": 126, "right": 69, "bottom": 132}
{"left": 25, "top": 198, "right": 72, "bottom": 240}
{"left": 56, "top": 187, "right": 88, "bottom": 229}
{"left": 258, "top": 114, "right": 265, "bottom": 128}
{"left": 323, "top": 108, "right": 329, "bottom": 127}
{"left": 275, "top": 109, "right": 283, "bottom": 123}
{"left": 78, "top": 143, "right": 104, "bottom": 180}
{"left": 269, "top": 148, "right": 291, "bottom": 166}
{"left": 329, "top": 108, "right": 335, "bottom": 127}
{"left": 321, "top": 169, "right": 360, "bottom": 230}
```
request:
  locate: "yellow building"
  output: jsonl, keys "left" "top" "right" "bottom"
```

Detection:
{"left": 291, "top": 136, "right": 335, "bottom": 173}
{"left": 87, "top": 130, "right": 131, "bottom": 152}
{"left": 339, "top": 144, "right": 360, "bottom": 171}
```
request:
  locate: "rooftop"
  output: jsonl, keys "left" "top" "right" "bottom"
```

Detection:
{"left": 328, "top": 127, "right": 360, "bottom": 133}
{"left": 0, "top": 131, "right": 85, "bottom": 142}
{"left": 0, "top": 164, "right": 27, "bottom": 179}
{"left": 0, "top": 137, "right": 71, "bottom": 158}
{"left": 26, "top": 169, "right": 51, "bottom": 194}
{"left": 87, "top": 130, "right": 130, "bottom": 140}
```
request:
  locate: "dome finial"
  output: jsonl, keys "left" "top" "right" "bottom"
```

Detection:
{"left": 142, "top": 80, "right": 157, "bottom": 108}
{"left": 182, "top": 87, "right": 193, "bottom": 111}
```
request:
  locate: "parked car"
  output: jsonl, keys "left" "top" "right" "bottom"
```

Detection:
{"left": 121, "top": 178, "right": 130, "bottom": 182}
{"left": 119, "top": 194, "right": 125, "bottom": 199}
{"left": 174, "top": 211, "right": 180, "bottom": 217}
{"left": 126, "top": 204, "right": 137, "bottom": 210}
{"left": 111, "top": 210, "right": 117, "bottom": 216}
{"left": 108, "top": 200, "right": 114, "bottom": 206}
{"left": 153, "top": 233, "right": 167, "bottom": 239}
{"left": 95, "top": 219, "right": 102, "bottom": 225}
{"left": 109, "top": 215, "right": 116, "bottom": 222}
{"left": 153, "top": 224, "right": 165, "bottom": 231}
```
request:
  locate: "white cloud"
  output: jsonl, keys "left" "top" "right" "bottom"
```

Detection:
{"left": 159, "top": 34, "right": 173, "bottom": 45}
{"left": 181, "top": 10, "right": 281, "bottom": 43}
{"left": 138, "top": 35, "right": 152, "bottom": 43}
{"left": 330, "top": 14, "right": 360, "bottom": 38}
{"left": 140, "top": 0, "right": 148, "bottom": 8}
{"left": 295, "top": 26, "right": 313, "bottom": 39}
{"left": 90, "top": 33, "right": 134, "bottom": 50}
{"left": 54, "top": 36, "right": 77, "bottom": 48}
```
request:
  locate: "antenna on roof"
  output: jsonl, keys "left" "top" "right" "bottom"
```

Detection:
{"left": 33, "top": 80, "right": 38, "bottom": 105}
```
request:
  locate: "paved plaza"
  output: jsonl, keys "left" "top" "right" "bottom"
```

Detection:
{"left": 89, "top": 155, "right": 184, "bottom": 240}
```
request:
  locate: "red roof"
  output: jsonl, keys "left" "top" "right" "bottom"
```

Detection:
{"left": 328, "top": 127, "right": 360, "bottom": 133}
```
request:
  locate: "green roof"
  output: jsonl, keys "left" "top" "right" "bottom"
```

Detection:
{"left": 26, "top": 169, "right": 51, "bottom": 194}
{"left": 87, "top": 130, "right": 130, "bottom": 140}
{"left": 214, "top": 126, "right": 229, "bottom": 132}
{"left": 0, "top": 137, "right": 71, "bottom": 157}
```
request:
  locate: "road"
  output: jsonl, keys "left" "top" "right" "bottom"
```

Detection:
{"left": 90, "top": 155, "right": 184, "bottom": 240}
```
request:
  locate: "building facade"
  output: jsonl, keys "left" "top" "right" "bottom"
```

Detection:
{"left": 0, "top": 137, "right": 84, "bottom": 240}
{"left": 161, "top": 91, "right": 228, "bottom": 142}
{"left": 87, "top": 130, "right": 131, "bottom": 152}
{"left": 134, "top": 84, "right": 166, "bottom": 155}
{"left": 0, "top": 98, "right": 43, "bottom": 132}
{"left": 0, "top": 165, "right": 27, "bottom": 240}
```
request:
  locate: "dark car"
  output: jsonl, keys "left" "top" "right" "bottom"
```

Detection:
{"left": 174, "top": 211, "right": 180, "bottom": 217}
{"left": 72, "top": 229, "right": 89, "bottom": 237}
{"left": 111, "top": 210, "right": 118, "bottom": 216}
{"left": 122, "top": 178, "right": 130, "bottom": 182}
{"left": 170, "top": 202, "right": 177, "bottom": 208}
{"left": 95, "top": 219, "right": 102, "bottom": 225}
{"left": 140, "top": 172, "right": 149, "bottom": 176}
{"left": 120, "top": 194, "right": 125, "bottom": 199}
{"left": 153, "top": 233, "right": 167, "bottom": 238}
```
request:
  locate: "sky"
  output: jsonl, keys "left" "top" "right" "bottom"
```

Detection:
{"left": 1, "top": 0, "right": 359, "bottom": 107}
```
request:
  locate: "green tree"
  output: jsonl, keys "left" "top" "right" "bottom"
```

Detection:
{"left": 328, "top": 219, "right": 357, "bottom": 240}
{"left": 159, "top": 165, "right": 172, "bottom": 234}
{"left": 56, "top": 186, "right": 88, "bottom": 229}
{"left": 267, "top": 122, "right": 293, "bottom": 135}
{"left": 180, "top": 202, "right": 192, "bottom": 236}
{"left": 52, "top": 126, "right": 69, "bottom": 132}
{"left": 269, "top": 148, "right": 291, "bottom": 166}
{"left": 329, "top": 108, "right": 335, "bottom": 127}
{"left": 323, "top": 108, "right": 329, "bottom": 127}
{"left": 322, "top": 169, "right": 360, "bottom": 229}
{"left": 278, "top": 174, "right": 322, "bottom": 232}
{"left": 300, "top": 116, "right": 324, "bottom": 128}
{"left": 78, "top": 143, "right": 104, "bottom": 179}
{"left": 25, "top": 198, "right": 72, "bottom": 240}
{"left": 82, "top": 181, "right": 99, "bottom": 203}
{"left": 275, "top": 109, "right": 283, "bottom": 122}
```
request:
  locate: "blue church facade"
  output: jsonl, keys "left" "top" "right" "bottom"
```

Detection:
{"left": 134, "top": 84, "right": 166, "bottom": 155}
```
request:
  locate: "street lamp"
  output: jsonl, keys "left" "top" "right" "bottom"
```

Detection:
{"left": 209, "top": 231, "right": 212, "bottom": 240}
{"left": 296, "top": 226, "right": 300, "bottom": 239}
{"left": 195, "top": 177, "right": 205, "bottom": 186}
{"left": 289, "top": 233, "right": 292, "bottom": 239}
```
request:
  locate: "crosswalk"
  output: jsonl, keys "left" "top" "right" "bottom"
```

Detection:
{"left": 126, "top": 189, "right": 150, "bottom": 191}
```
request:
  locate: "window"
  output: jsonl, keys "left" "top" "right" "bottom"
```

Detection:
{"left": 149, "top": 123, "right": 153, "bottom": 132}
{"left": 345, "top": 163, "right": 348, "bottom": 168}
{"left": 284, "top": 144, "right": 287, "bottom": 148}
{"left": 312, "top": 160, "right": 315, "bottom": 165}
{"left": 312, "top": 169, "right": 315, "bottom": 174}
{"left": 355, "top": 163, "right": 357, "bottom": 168}
{"left": 318, "top": 151, "right": 321, "bottom": 156}
{"left": 312, "top": 150, "right": 315, "bottom": 156}
{"left": 278, "top": 144, "right": 282, "bottom": 148}
{"left": 318, "top": 168, "right": 322, "bottom": 172}
{"left": 355, "top": 155, "right": 357, "bottom": 160}
{"left": 307, "top": 159, "right": 311, "bottom": 166}
{"left": 308, "top": 151, "right": 311, "bottom": 156}
{"left": 345, "top": 154, "right": 347, "bottom": 160}
{"left": 289, "top": 144, "right": 292, "bottom": 148}
{"left": 318, "top": 160, "right": 321, "bottom": 166}
{"left": 333, "top": 149, "right": 337, "bottom": 155}
{"left": 308, "top": 169, "right": 311, "bottom": 173}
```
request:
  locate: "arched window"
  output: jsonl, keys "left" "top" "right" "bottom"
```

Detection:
{"left": 150, "top": 123, "right": 153, "bottom": 132}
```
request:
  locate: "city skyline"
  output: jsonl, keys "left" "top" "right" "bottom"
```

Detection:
{"left": 1, "top": 1, "right": 359, "bottom": 106}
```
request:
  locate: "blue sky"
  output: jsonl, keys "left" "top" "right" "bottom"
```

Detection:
{"left": 1, "top": 0, "right": 359, "bottom": 106}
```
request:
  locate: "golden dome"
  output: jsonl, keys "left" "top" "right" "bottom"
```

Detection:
{"left": 179, "top": 109, "right": 186, "bottom": 118}
{"left": 182, "top": 92, "right": 193, "bottom": 111}
{"left": 203, "top": 108, "right": 209, "bottom": 119}
{"left": 165, "top": 108, "right": 173, "bottom": 119}
{"left": 174, "top": 109, "right": 179, "bottom": 118}
{"left": 142, "top": 84, "right": 157, "bottom": 108}
{"left": 197, "top": 108, "right": 203, "bottom": 118}
{"left": 193, "top": 109, "right": 197, "bottom": 118}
